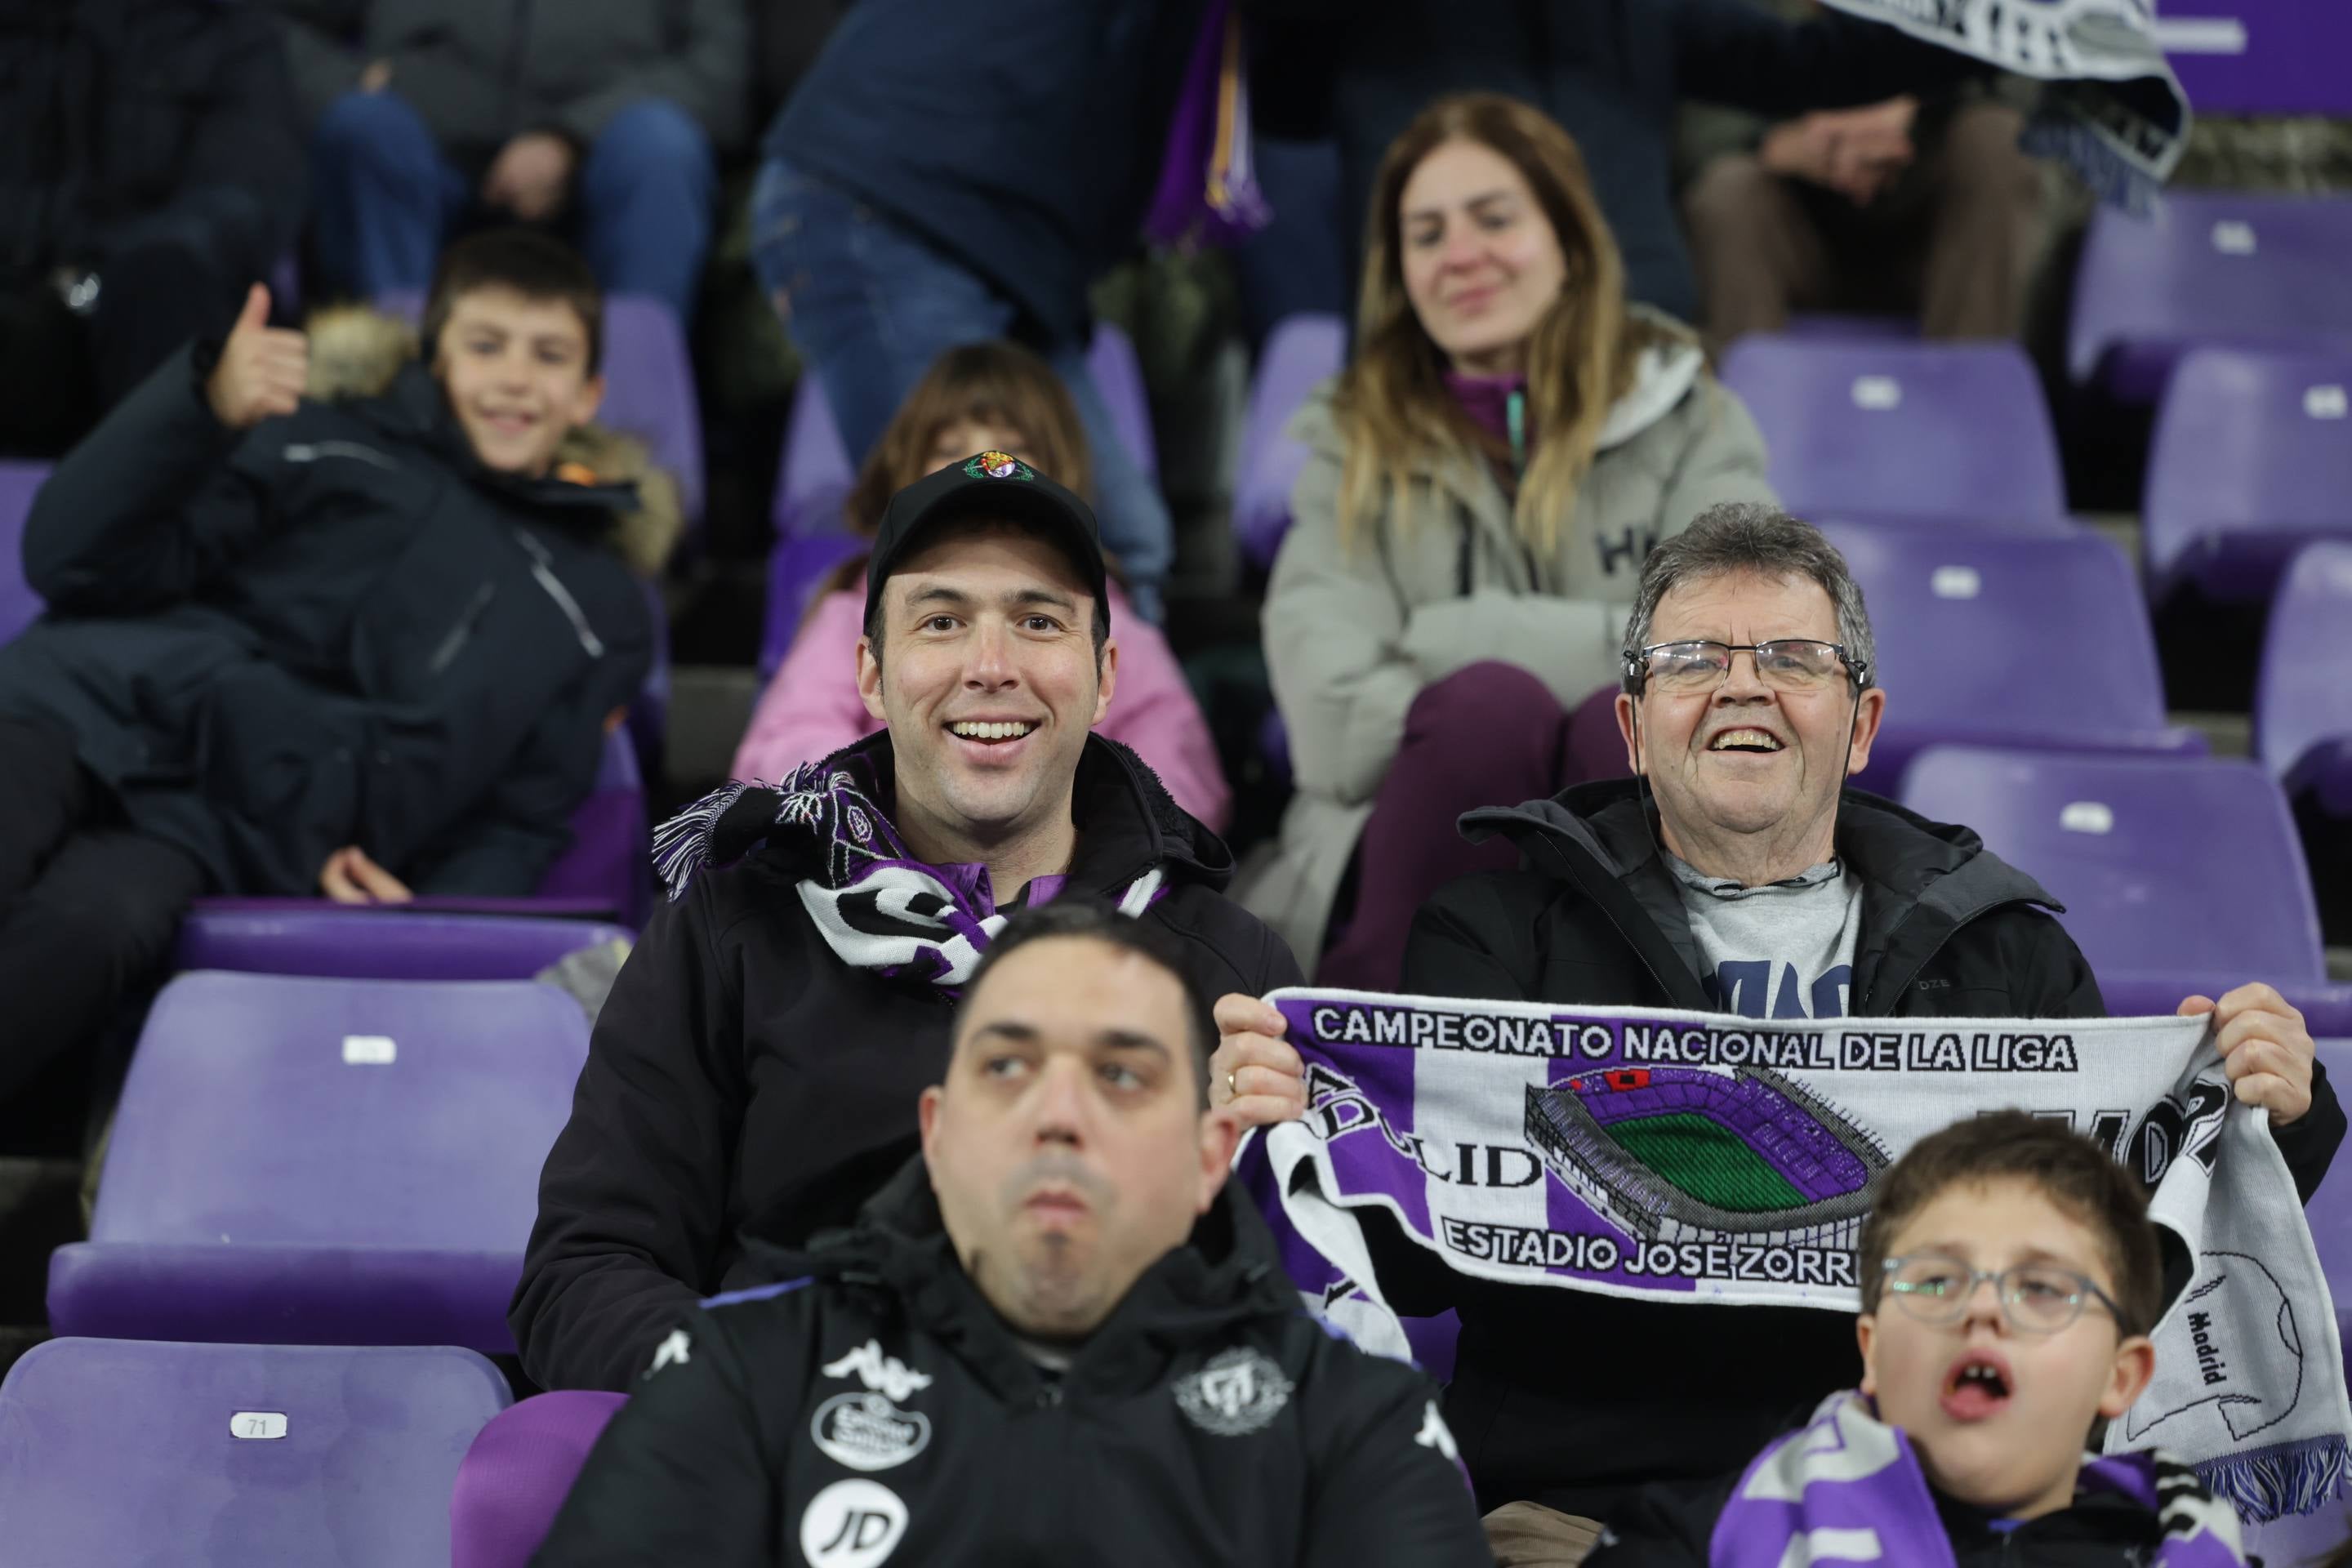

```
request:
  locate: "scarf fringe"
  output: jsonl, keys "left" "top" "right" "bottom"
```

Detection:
{"left": 2195, "top": 1433, "right": 2351, "bottom": 1526}
{"left": 652, "top": 778, "right": 760, "bottom": 903}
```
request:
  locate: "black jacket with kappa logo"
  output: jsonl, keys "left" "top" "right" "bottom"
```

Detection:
{"left": 529, "top": 1160, "right": 1491, "bottom": 1568}
{"left": 1388, "top": 781, "right": 2345, "bottom": 1525}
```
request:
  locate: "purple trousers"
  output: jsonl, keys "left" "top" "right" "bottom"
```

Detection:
{"left": 1316, "top": 662, "right": 1626, "bottom": 992}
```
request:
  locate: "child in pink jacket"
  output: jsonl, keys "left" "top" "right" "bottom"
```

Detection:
{"left": 733, "top": 343, "right": 1231, "bottom": 830}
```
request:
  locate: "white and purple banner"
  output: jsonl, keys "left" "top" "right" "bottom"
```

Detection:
{"left": 1246, "top": 990, "right": 2348, "bottom": 1522}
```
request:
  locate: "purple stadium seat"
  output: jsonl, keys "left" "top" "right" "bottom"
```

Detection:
{"left": 2247, "top": 1502, "right": 2352, "bottom": 1568}
{"left": 2069, "top": 192, "right": 2352, "bottom": 403}
{"left": 1086, "top": 321, "right": 1157, "bottom": 479}
{"left": 451, "top": 1391, "right": 630, "bottom": 1568}
{"left": 772, "top": 368, "right": 856, "bottom": 541}
{"left": 175, "top": 907, "right": 630, "bottom": 979}
{"left": 2143, "top": 346, "right": 2352, "bottom": 606}
{"left": 1235, "top": 313, "right": 1346, "bottom": 571}
{"left": 376, "top": 288, "right": 702, "bottom": 528}
{"left": 759, "top": 530, "right": 869, "bottom": 678}
{"left": 1718, "top": 336, "right": 2068, "bottom": 527}
{"left": 1899, "top": 747, "right": 2352, "bottom": 1034}
{"left": 630, "top": 575, "right": 670, "bottom": 754}
{"left": 0, "top": 1339, "right": 509, "bottom": 1568}
{"left": 2257, "top": 541, "right": 2352, "bottom": 817}
{"left": 770, "top": 327, "right": 1158, "bottom": 541}
{"left": 1817, "top": 520, "right": 2203, "bottom": 795}
{"left": 1402, "top": 1311, "right": 1459, "bottom": 1384}
{"left": 49, "top": 970, "right": 590, "bottom": 1352}
{"left": 0, "top": 458, "right": 49, "bottom": 644}
{"left": 534, "top": 724, "right": 648, "bottom": 925}
{"left": 595, "top": 295, "right": 704, "bottom": 530}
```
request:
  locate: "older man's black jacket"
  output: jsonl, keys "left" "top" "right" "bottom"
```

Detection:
{"left": 1388, "top": 780, "right": 2345, "bottom": 1523}
{"left": 511, "top": 733, "right": 1303, "bottom": 1395}
{"left": 530, "top": 1160, "right": 1491, "bottom": 1568}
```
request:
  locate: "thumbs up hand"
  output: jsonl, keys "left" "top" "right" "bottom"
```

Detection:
{"left": 205, "top": 283, "right": 310, "bottom": 431}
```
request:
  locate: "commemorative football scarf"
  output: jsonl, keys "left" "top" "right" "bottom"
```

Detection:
{"left": 1818, "top": 0, "right": 2188, "bottom": 209}
{"left": 1247, "top": 990, "right": 2350, "bottom": 1522}
{"left": 1704, "top": 1392, "right": 2247, "bottom": 1568}
{"left": 651, "top": 755, "right": 1163, "bottom": 991}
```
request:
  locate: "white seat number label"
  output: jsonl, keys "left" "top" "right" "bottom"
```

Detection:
{"left": 230, "top": 1411, "right": 287, "bottom": 1441}
{"left": 341, "top": 1036, "right": 396, "bottom": 1065}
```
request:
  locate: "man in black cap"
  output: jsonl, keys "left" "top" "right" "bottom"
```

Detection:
{"left": 512, "top": 453, "right": 1303, "bottom": 1394}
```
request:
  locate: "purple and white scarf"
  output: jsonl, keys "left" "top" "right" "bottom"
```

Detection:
{"left": 1248, "top": 989, "right": 2351, "bottom": 1522}
{"left": 1699, "top": 1392, "right": 2246, "bottom": 1568}
{"left": 652, "top": 755, "right": 1162, "bottom": 991}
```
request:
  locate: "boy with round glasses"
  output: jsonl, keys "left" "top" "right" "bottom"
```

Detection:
{"left": 1585, "top": 1111, "right": 2251, "bottom": 1566}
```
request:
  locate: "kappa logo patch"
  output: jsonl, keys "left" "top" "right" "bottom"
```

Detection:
{"left": 812, "top": 1392, "right": 932, "bottom": 1472}
{"left": 824, "top": 1339, "right": 933, "bottom": 1401}
{"left": 964, "top": 449, "right": 1033, "bottom": 482}
{"left": 1173, "top": 1348, "right": 1292, "bottom": 1437}
{"left": 645, "top": 1329, "right": 691, "bottom": 1378}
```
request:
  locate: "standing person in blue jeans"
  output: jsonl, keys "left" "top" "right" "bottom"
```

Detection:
{"left": 267, "top": 0, "right": 748, "bottom": 325}
{"left": 752, "top": 0, "right": 1198, "bottom": 621}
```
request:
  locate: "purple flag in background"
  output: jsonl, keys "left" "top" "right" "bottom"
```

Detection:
{"left": 1142, "top": 0, "right": 1272, "bottom": 249}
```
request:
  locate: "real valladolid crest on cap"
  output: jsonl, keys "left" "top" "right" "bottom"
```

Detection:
{"left": 862, "top": 451, "right": 1110, "bottom": 625}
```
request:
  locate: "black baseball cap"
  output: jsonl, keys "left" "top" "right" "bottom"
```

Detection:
{"left": 862, "top": 452, "right": 1109, "bottom": 626}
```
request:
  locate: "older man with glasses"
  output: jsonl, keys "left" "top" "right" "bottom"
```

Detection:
{"left": 1209, "top": 501, "right": 2343, "bottom": 1566}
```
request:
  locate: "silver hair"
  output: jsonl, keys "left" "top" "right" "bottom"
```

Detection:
{"left": 1622, "top": 502, "right": 1877, "bottom": 688}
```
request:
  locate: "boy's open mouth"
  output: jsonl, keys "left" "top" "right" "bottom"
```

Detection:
{"left": 1940, "top": 1349, "right": 2014, "bottom": 1422}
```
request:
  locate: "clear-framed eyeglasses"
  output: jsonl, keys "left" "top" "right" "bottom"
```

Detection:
{"left": 1878, "top": 1254, "right": 2125, "bottom": 1335}
{"left": 1630, "top": 639, "right": 1866, "bottom": 695}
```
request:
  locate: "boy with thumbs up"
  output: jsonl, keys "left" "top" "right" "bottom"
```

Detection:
{"left": 0, "top": 229, "right": 653, "bottom": 1107}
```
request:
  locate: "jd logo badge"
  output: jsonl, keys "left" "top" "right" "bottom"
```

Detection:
{"left": 1174, "top": 1347, "right": 1292, "bottom": 1437}
{"left": 800, "top": 1478, "right": 908, "bottom": 1567}
{"left": 812, "top": 1391, "right": 931, "bottom": 1472}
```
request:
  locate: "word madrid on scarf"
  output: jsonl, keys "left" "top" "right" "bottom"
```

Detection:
{"left": 1250, "top": 991, "right": 2350, "bottom": 1522}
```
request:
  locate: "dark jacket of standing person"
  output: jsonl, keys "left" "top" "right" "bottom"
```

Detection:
{"left": 0, "top": 0, "right": 303, "bottom": 287}
{"left": 267, "top": 0, "right": 751, "bottom": 164}
{"left": 1383, "top": 777, "right": 2347, "bottom": 1524}
{"left": 0, "top": 0, "right": 305, "bottom": 443}
{"left": 510, "top": 730, "right": 1304, "bottom": 1394}
{"left": 1254, "top": 0, "right": 1979, "bottom": 322}
{"left": 531, "top": 1160, "right": 1490, "bottom": 1567}
{"left": 0, "top": 314, "right": 658, "bottom": 898}
{"left": 763, "top": 0, "right": 1206, "bottom": 348}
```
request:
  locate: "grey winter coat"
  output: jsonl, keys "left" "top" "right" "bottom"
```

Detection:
{"left": 267, "top": 0, "right": 749, "bottom": 165}
{"left": 1241, "top": 323, "right": 1775, "bottom": 964}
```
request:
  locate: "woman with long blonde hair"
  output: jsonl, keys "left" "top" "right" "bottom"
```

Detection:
{"left": 1244, "top": 92, "right": 1774, "bottom": 986}
{"left": 733, "top": 341, "right": 1229, "bottom": 830}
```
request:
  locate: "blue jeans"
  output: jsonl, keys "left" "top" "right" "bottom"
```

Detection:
{"left": 750, "top": 158, "right": 1171, "bottom": 620}
{"left": 310, "top": 92, "right": 716, "bottom": 325}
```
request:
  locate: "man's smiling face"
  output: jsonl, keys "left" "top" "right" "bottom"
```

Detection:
{"left": 1623, "top": 569, "right": 1882, "bottom": 856}
{"left": 858, "top": 519, "right": 1115, "bottom": 854}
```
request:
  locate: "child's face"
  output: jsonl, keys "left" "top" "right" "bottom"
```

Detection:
{"left": 929, "top": 418, "right": 1031, "bottom": 474}
{"left": 432, "top": 286, "right": 604, "bottom": 478}
{"left": 1857, "top": 1177, "right": 2155, "bottom": 1521}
